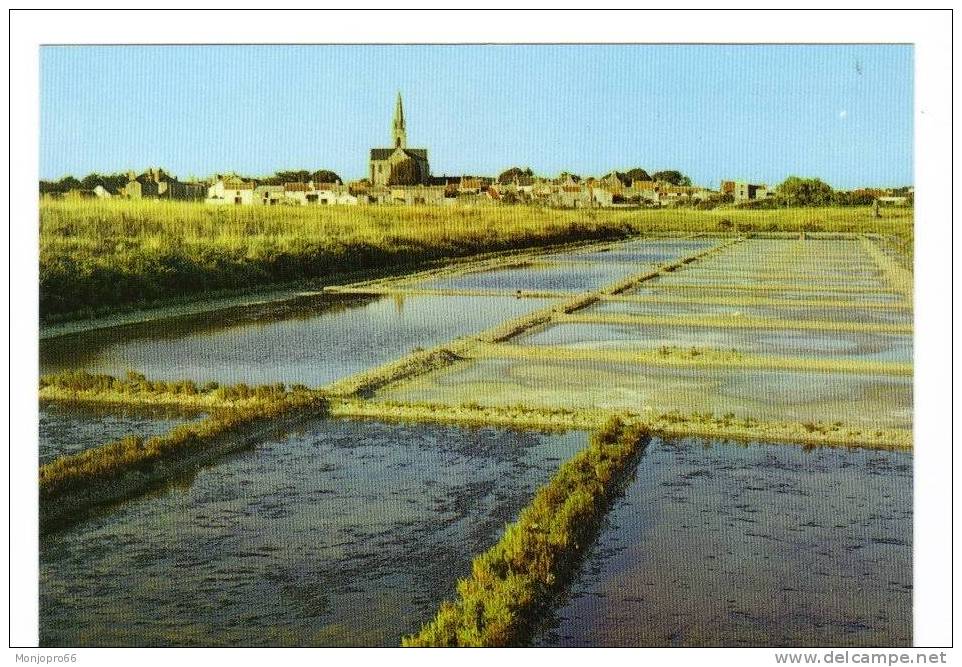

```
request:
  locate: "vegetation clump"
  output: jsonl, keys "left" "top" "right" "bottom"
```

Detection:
{"left": 39, "top": 370, "right": 300, "bottom": 408}
{"left": 402, "top": 417, "right": 651, "bottom": 647}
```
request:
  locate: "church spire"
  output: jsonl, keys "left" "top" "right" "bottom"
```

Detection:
{"left": 392, "top": 91, "right": 407, "bottom": 149}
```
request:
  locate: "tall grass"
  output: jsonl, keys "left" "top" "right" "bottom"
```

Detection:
{"left": 39, "top": 200, "right": 912, "bottom": 320}
{"left": 402, "top": 417, "right": 651, "bottom": 647}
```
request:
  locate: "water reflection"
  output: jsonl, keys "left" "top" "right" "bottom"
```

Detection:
{"left": 40, "top": 418, "right": 586, "bottom": 646}
{"left": 414, "top": 262, "right": 643, "bottom": 293}
{"left": 515, "top": 322, "right": 913, "bottom": 364}
{"left": 40, "top": 294, "right": 555, "bottom": 387}
{"left": 535, "top": 437, "right": 912, "bottom": 647}
{"left": 39, "top": 402, "right": 204, "bottom": 464}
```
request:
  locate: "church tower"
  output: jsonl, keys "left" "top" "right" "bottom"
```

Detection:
{"left": 370, "top": 91, "right": 429, "bottom": 186}
{"left": 392, "top": 91, "right": 407, "bottom": 149}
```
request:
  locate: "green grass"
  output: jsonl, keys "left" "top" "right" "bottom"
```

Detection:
{"left": 402, "top": 417, "right": 651, "bottom": 647}
{"left": 39, "top": 200, "right": 912, "bottom": 321}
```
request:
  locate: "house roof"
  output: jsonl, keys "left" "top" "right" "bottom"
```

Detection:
{"left": 370, "top": 147, "right": 429, "bottom": 161}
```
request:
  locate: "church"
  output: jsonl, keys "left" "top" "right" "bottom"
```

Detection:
{"left": 369, "top": 93, "right": 431, "bottom": 187}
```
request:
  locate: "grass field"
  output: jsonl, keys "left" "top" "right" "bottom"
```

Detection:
{"left": 39, "top": 199, "right": 913, "bottom": 321}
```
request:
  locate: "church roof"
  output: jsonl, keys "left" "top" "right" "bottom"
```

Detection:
{"left": 370, "top": 147, "right": 428, "bottom": 161}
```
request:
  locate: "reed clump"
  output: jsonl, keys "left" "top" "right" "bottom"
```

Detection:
{"left": 39, "top": 370, "right": 306, "bottom": 409}
{"left": 402, "top": 417, "right": 651, "bottom": 647}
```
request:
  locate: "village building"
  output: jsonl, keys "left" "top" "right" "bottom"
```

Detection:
{"left": 630, "top": 180, "right": 661, "bottom": 204}
{"left": 282, "top": 181, "right": 312, "bottom": 205}
{"left": 253, "top": 181, "right": 361, "bottom": 206}
{"left": 458, "top": 177, "right": 483, "bottom": 195}
{"left": 206, "top": 174, "right": 256, "bottom": 205}
{"left": 369, "top": 93, "right": 431, "bottom": 187}
{"left": 122, "top": 168, "right": 171, "bottom": 199}
{"left": 121, "top": 168, "right": 205, "bottom": 201}
{"left": 312, "top": 183, "right": 359, "bottom": 205}
{"left": 388, "top": 185, "right": 446, "bottom": 205}
{"left": 254, "top": 185, "right": 285, "bottom": 205}
{"left": 721, "top": 180, "right": 770, "bottom": 203}
{"left": 597, "top": 172, "right": 627, "bottom": 194}
{"left": 590, "top": 187, "right": 615, "bottom": 207}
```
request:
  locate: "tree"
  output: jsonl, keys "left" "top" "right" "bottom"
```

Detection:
{"left": 651, "top": 170, "right": 691, "bottom": 186}
{"left": 776, "top": 176, "right": 834, "bottom": 206}
{"left": 497, "top": 166, "right": 534, "bottom": 184}
{"left": 57, "top": 176, "right": 81, "bottom": 192}
{"left": 835, "top": 188, "right": 879, "bottom": 206}
{"left": 311, "top": 170, "right": 341, "bottom": 185}
{"left": 623, "top": 168, "right": 652, "bottom": 183}
{"left": 103, "top": 173, "right": 129, "bottom": 193}
{"left": 81, "top": 173, "right": 105, "bottom": 190}
{"left": 269, "top": 170, "right": 312, "bottom": 184}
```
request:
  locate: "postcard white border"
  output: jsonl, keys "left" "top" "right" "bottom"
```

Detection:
{"left": 6, "top": 7, "right": 953, "bottom": 662}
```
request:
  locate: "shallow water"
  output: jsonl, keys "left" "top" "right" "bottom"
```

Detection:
{"left": 587, "top": 299, "right": 912, "bottom": 326}
{"left": 39, "top": 402, "right": 202, "bottom": 464}
{"left": 545, "top": 240, "right": 716, "bottom": 265}
{"left": 704, "top": 241, "right": 881, "bottom": 274}
{"left": 40, "top": 294, "right": 554, "bottom": 387}
{"left": 535, "top": 437, "right": 912, "bottom": 647}
{"left": 381, "top": 357, "right": 912, "bottom": 429}
{"left": 625, "top": 285, "right": 906, "bottom": 304}
{"left": 40, "top": 418, "right": 585, "bottom": 647}
{"left": 677, "top": 264, "right": 886, "bottom": 281}
{"left": 514, "top": 322, "right": 912, "bottom": 363}
{"left": 412, "top": 262, "right": 643, "bottom": 293}
{"left": 651, "top": 272, "right": 888, "bottom": 291}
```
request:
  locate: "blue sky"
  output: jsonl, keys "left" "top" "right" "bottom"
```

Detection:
{"left": 40, "top": 44, "right": 913, "bottom": 188}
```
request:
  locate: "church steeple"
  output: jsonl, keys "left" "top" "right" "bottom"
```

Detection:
{"left": 392, "top": 91, "right": 407, "bottom": 149}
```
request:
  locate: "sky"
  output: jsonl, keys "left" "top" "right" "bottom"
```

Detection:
{"left": 40, "top": 44, "right": 913, "bottom": 189}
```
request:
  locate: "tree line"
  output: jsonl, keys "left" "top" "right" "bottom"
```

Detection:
{"left": 496, "top": 166, "right": 692, "bottom": 186}
{"left": 739, "top": 176, "right": 913, "bottom": 208}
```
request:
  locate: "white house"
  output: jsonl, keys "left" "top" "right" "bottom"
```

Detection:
{"left": 311, "top": 184, "right": 358, "bottom": 205}
{"left": 254, "top": 185, "right": 285, "bottom": 205}
{"left": 206, "top": 175, "right": 255, "bottom": 205}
